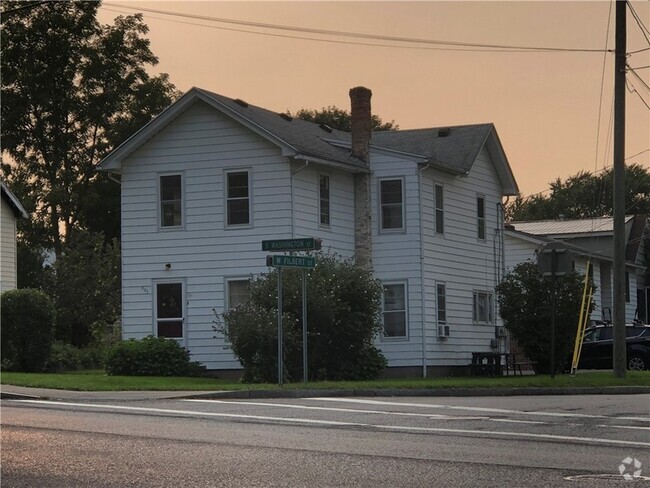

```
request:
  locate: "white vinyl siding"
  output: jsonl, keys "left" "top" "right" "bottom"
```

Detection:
{"left": 0, "top": 199, "right": 18, "bottom": 292}
{"left": 120, "top": 101, "right": 293, "bottom": 369}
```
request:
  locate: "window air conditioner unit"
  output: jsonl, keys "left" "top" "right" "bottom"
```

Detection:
{"left": 438, "top": 325, "right": 450, "bottom": 338}
{"left": 497, "top": 327, "right": 508, "bottom": 337}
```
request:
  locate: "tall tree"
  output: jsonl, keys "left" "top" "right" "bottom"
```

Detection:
{"left": 507, "top": 164, "right": 650, "bottom": 222}
{"left": 1, "top": 1, "right": 178, "bottom": 253}
{"left": 290, "top": 106, "right": 398, "bottom": 132}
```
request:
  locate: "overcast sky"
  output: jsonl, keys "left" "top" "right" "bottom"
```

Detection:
{"left": 98, "top": 1, "right": 650, "bottom": 197}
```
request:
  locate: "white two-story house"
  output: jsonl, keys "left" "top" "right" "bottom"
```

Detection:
{"left": 98, "top": 86, "right": 519, "bottom": 376}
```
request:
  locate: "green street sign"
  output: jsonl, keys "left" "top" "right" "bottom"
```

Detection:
{"left": 266, "top": 255, "right": 316, "bottom": 269}
{"left": 262, "top": 238, "right": 322, "bottom": 252}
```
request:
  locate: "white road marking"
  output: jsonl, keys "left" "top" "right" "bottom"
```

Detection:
{"left": 615, "top": 416, "right": 650, "bottom": 423}
{"left": 489, "top": 419, "right": 547, "bottom": 425}
{"left": 9, "top": 399, "right": 650, "bottom": 448}
{"left": 183, "top": 399, "right": 489, "bottom": 421}
{"left": 308, "top": 397, "right": 649, "bottom": 421}
{"left": 597, "top": 424, "right": 650, "bottom": 431}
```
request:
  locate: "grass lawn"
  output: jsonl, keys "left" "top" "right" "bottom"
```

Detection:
{"left": 1, "top": 370, "right": 649, "bottom": 392}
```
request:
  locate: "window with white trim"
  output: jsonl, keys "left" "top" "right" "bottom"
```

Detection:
{"left": 155, "top": 282, "right": 183, "bottom": 338}
{"left": 436, "top": 283, "right": 446, "bottom": 324}
{"left": 382, "top": 283, "right": 407, "bottom": 338}
{"left": 227, "top": 279, "right": 250, "bottom": 309}
{"left": 160, "top": 175, "right": 182, "bottom": 227}
{"left": 434, "top": 184, "right": 444, "bottom": 235}
{"left": 477, "top": 195, "right": 486, "bottom": 240}
{"left": 473, "top": 291, "right": 494, "bottom": 324}
{"left": 319, "top": 175, "right": 330, "bottom": 227}
{"left": 380, "top": 179, "right": 404, "bottom": 230}
{"left": 227, "top": 171, "right": 250, "bottom": 226}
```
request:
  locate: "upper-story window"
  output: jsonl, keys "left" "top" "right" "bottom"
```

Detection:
{"left": 435, "top": 184, "right": 444, "bottom": 235}
{"left": 160, "top": 175, "right": 182, "bottom": 228}
{"left": 380, "top": 179, "right": 404, "bottom": 231}
{"left": 477, "top": 195, "right": 486, "bottom": 240}
{"left": 319, "top": 175, "right": 330, "bottom": 227}
{"left": 227, "top": 171, "right": 250, "bottom": 226}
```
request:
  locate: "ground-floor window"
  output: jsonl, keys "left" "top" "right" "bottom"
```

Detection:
{"left": 227, "top": 279, "right": 250, "bottom": 309}
{"left": 155, "top": 282, "right": 183, "bottom": 338}
{"left": 382, "top": 282, "right": 407, "bottom": 338}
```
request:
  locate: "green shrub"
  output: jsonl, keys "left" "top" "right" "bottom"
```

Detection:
{"left": 105, "top": 336, "right": 206, "bottom": 377}
{"left": 1, "top": 288, "right": 55, "bottom": 372}
{"left": 44, "top": 341, "right": 81, "bottom": 372}
{"left": 219, "top": 252, "right": 387, "bottom": 383}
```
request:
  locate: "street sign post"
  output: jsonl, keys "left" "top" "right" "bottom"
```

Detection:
{"left": 264, "top": 237, "right": 321, "bottom": 385}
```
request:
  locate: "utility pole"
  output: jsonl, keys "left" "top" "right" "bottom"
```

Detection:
{"left": 612, "top": 0, "right": 627, "bottom": 378}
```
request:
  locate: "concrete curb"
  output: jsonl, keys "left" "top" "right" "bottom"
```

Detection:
{"left": 180, "top": 385, "right": 650, "bottom": 400}
{"left": 3, "top": 385, "right": 649, "bottom": 402}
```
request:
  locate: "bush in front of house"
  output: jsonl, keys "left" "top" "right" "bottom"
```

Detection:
{"left": 220, "top": 253, "right": 387, "bottom": 383}
{"left": 105, "top": 336, "right": 206, "bottom": 377}
{"left": 1, "top": 288, "right": 56, "bottom": 372}
{"left": 496, "top": 261, "right": 591, "bottom": 375}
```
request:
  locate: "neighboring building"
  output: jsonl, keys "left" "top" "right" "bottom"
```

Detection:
{"left": 505, "top": 215, "right": 649, "bottom": 324}
{"left": 1, "top": 181, "right": 28, "bottom": 292}
{"left": 98, "top": 86, "right": 519, "bottom": 375}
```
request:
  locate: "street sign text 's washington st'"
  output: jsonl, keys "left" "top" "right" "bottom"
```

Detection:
{"left": 262, "top": 238, "right": 322, "bottom": 252}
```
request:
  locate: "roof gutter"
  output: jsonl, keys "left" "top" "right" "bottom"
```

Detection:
{"left": 293, "top": 154, "right": 370, "bottom": 173}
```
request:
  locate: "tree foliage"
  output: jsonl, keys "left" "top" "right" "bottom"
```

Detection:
{"left": 219, "top": 253, "right": 387, "bottom": 383}
{"left": 1, "top": 1, "right": 178, "bottom": 251}
{"left": 506, "top": 164, "right": 650, "bottom": 222}
{"left": 496, "top": 262, "right": 590, "bottom": 374}
{"left": 47, "top": 231, "right": 121, "bottom": 347}
{"left": 1, "top": 288, "right": 56, "bottom": 372}
{"left": 290, "top": 106, "right": 398, "bottom": 132}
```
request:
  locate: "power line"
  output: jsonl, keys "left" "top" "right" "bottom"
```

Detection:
{"left": 103, "top": 2, "right": 615, "bottom": 53}
{"left": 627, "top": 64, "right": 650, "bottom": 92}
{"left": 626, "top": 148, "right": 650, "bottom": 160}
{"left": 627, "top": 2, "right": 650, "bottom": 44}
{"left": 626, "top": 78, "right": 650, "bottom": 110}
{"left": 629, "top": 47, "right": 650, "bottom": 54}
{"left": 1, "top": 0, "right": 50, "bottom": 17}
{"left": 594, "top": 0, "right": 614, "bottom": 176}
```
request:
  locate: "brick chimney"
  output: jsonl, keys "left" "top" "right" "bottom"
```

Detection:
{"left": 350, "top": 86, "right": 372, "bottom": 269}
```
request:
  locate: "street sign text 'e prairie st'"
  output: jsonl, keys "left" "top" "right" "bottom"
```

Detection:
{"left": 262, "top": 238, "right": 322, "bottom": 252}
{"left": 267, "top": 255, "right": 316, "bottom": 269}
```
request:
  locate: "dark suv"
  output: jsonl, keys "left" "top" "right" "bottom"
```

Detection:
{"left": 579, "top": 324, "right": 650, "bottom": 371}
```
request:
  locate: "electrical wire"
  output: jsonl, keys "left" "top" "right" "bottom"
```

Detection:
{"left": 1, "top": 1, "right": 50, "bottom": 16}
{"left": 627, "top": 65, "right": 650, "bottom": 92}
{"left": 594, "top": 0, "right": 614, "bottom": 179}
{"left": 626, "top": 78, "right": 650, "bottom": 110}
{"left": 626, "top": 148, "right": 650, "bottom": 160}
{"left": 626, "top": 2, "right": 650, "bottom": 45}
{"left": 103, "top": 2, "right": 614, "bottom": 53}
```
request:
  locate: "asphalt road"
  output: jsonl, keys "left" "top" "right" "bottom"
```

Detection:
{"left": 2, "top": 394, "right": 649, "bottom": 487}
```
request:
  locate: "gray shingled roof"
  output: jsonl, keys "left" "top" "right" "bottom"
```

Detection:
{"left": 198, "top": 89, "right": 367, "bottom": 170}
{"left": 372, "top": 124, "right": 494, "bottom": 174}
{"left": 199, "top": 89, "right": 493, "bottom": 175}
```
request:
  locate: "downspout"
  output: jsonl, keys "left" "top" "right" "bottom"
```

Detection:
{"left": 290, "top": 159, "right": 309, "bottom": 238}
{"left": 418, "top": 163, "right": 430, "bottom": 377}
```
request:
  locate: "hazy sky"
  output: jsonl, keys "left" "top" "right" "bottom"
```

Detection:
{"left": 98, "top": 1, "right": 650, "bottom": 197}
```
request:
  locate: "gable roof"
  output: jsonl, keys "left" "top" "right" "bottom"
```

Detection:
{"left": 1, "top": 181, "right": 28, "bottom": 218}
{"left": 509, "top": 216, "right": 635, "bottom": 238}
{"left": 97, "top": 87, "right": 519, "bottom": 195}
